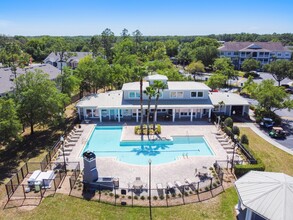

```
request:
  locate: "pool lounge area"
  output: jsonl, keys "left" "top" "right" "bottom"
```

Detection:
{"left": 81, "top": 126, "right": 215, "bottom": 165}
{"left": 63, "top": 122, "right": 228, "bottom": 188}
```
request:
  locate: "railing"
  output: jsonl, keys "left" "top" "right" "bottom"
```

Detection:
{"left": 69, "top": 162, "right": 81, "bottom": 195}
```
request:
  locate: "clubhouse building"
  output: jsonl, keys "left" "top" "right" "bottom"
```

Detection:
{"left": 76, "top": 74, "right": 249, "bottom": 122}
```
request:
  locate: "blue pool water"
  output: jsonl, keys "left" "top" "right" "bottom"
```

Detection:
{"left": 82, "top": 126, "right": 214, "bottom": 165}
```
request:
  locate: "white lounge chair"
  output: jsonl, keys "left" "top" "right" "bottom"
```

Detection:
{"left": 167, "top": 182, "right": 175, "bottom": 189}
{"left": 185, "top": 178, "right": 196, "bottom": 185}
{"left": 175, "top": 180, "right": 183, "bottom": 188}
{"left": 157, "top": 183, "right": 163, "bottom": 190}
{"left": 64, "top": 147, "right": 73, "bottom": 152}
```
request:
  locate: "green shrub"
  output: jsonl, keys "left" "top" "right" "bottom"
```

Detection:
{"left": 140, "top": 196, "right": 145, "bottom": 200}
{"left": 224, "top": 126, "right": 233, "bottom": 138}
{"left": 212, "top": 183, "right": 218, "bottom": 188}
{"left": 171, "top": 193, "right": 176, "bottom": 197}
{"left": 184, "top": 192, "right": 189, "bottom": 196}
{"left": 109, "top": 192, "right": 114, "bottom": 197}
{"left": 115, "top": 194, "right": 119, "bottom": 199}
{"left": 128, "top": 196, "right": 132, "bottom": 199}
{"left": 156, "top": 124, "right": 161, "bottom": 134}
{"left": 235, "top": 163, "right": 265, "bottom": 177}
{"left": 134, "top": 195, "right": 138, "bottom": 200}
{"left": 232, "top": 126, "right": 240, "bottom": 136}
{"left": 224, "top": 117, "right": 233, "bottom": 128}
{"left": 159, "top": 195, "right": 164, "bottom": 200}
{"left": 240, "top": 134, "right": 249, "bottom": 145}
{"left": 249, "top": 105, "right": 255, "bottom": 111}
{"left": 153, "top": 196, "right": 158, "bottom": 200}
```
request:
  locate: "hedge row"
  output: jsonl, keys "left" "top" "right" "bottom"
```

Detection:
{"left": 234, "top": 144, "right": 265, "bottom": 177}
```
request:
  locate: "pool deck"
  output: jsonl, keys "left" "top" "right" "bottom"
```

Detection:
{"left": 60, "top": 123, "right": 228, "bottom": 188}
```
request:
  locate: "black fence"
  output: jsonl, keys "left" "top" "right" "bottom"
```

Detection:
{"left": 69, "top": 163, "right": 225, "bottom": 207}
{"left": 69, "top": 162, "right": 81, "bottom": 195}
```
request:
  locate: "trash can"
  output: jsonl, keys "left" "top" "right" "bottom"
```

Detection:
{"left": 34, "top": 181, "right": 42, "bottom": 192}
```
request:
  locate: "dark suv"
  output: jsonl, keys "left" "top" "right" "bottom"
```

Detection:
{"left": 260, "top": 118, "right": 275, "bottom": 129}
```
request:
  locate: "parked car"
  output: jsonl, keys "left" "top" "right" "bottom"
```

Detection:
{"left": 269, "top": 127, "right": 286, "bottom": 139}
{"left": 260, "top": 118, "right": 275, "bottom": 129}
{"left": 281, "top": 84, "right": 293, "bottom": 94}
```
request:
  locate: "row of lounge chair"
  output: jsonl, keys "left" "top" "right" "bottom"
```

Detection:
{"left": 59, "top": 126, "right": 84, "bottom": 157}
{"left": 215, "top": 130, "right": 243, "bottom": 164}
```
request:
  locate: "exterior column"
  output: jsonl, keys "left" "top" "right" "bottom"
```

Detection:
{"left": 237, "top": 200, "right": 242, "bottom": 210}
{"left": 190, "top": 109, "right": 193, "bottom": 122}
{"left": 78, "top": 108, "right": 81, "bottom": 120}
{"left": 83, "top": 108, "right": 86, "bottom": 119}
{"left": 172, "top": 109, "right": 175, "bottom": 122}
{"left": 242, "top": 106, "right": 246, "bottom": 116}
{"left": 208, "top": 108, "right": 212, "bottom": 118}
{"left": 179, "top": 109, "right": 181, "bottom": 119}
{"left": 99, "top": 109, "right": 102, "bottom": 122}
{"left": 200, "top": 109, "right": 203, "bottom": 118}
{"left": 154, "top": 111, "right": 157, "bottom": 122}
{"left": 136, "top": 109, "right": 139, "bottom": 122}
{"left": 108, "top": 110, "right": 111, "bottom": 120}
{"left": 91, "top": 109, "right": 94, "bottom": 118}
{"left": 245, "top": 208, "right": 252, "bottom": 220}
{"left": 118, "top": 109, "right": 120, "bottom": 122}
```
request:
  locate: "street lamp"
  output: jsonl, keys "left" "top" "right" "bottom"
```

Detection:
{"left": 60, "top": 135, "right": 67, "bottom": 174}
{"left": 148, "top": 159, "right": 152, "bottom": 220}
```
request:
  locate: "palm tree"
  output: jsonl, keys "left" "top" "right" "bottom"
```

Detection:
{"left": 152, "top": 80, "right": 167, "bottom": 131}
{"left": 144, "top": 86, "right": 156, "bottom": 135}
{"left": 135, "top": 66, "right": 148, "bottom": 134}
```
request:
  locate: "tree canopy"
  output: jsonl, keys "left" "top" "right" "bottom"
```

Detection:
{"left": 264, "top": 60, "right": 293, "bottom": 86}
{"left": 14, "top": 70, "right": 69, "bottom": 134}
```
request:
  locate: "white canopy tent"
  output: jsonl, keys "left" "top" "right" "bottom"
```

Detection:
{"left": 235, "top": 171, "right": 293, "bottom": 220}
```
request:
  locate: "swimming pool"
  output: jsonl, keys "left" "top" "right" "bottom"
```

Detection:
{"left": 82, "top": 126, "right": 214, "bottom": 165}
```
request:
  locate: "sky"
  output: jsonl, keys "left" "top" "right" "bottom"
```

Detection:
{"left": 0, "top": 0, "right": 292, "bottom": 36}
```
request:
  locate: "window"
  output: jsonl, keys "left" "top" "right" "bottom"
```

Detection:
{"left": 170, "top": 91, "right": 183, "bottom": 98}
{"left": 129, "top": 92, "right": 135, "bottom": 98}
{"left": 170, "top": 92, "right": 177, "bottom": 98}
{"left": 234, "top": 52, "right": 239, "bottom": 55}
{"left": 227, "top": 52, "right": 231, "bottom": 56}
{"left": 136, "top": 92, "right": 140, "bottom": 98}
{"left": 277, "top": 53, "right": 282, "bottom": 57}
{"left": 198, "top": 92, "right": 203, "bottom": 97}
{"left": 177, "top": 92, "right": 184, "bottom": 98}
{"left": 191, "top": 92, "right": 197, "bottom": 97}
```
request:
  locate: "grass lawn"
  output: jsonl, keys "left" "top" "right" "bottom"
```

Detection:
{"left": 1, "top": 188, "right": 238, "bottom": 220}
{"left": 240, "top": 127, "right": 293, "bottom": 176}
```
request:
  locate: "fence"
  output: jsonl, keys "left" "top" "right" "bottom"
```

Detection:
{"left": 69, "top": 162, "right": 81, "bottom": 195}
{"left": 69, "top": 163, "right": 226, "bottom": 207}
{"left": 4, "top": 160, "right": 68, "bottom": 209}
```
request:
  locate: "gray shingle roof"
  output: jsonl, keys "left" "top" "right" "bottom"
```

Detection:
{"left": 218, "top": 42, "right": 290, "bottom": 52}
{"left": 44, "top": 52, "right": 92, "bottom": 63}
{"left": 0, "top": 64, "right": 60, "bottom": 96}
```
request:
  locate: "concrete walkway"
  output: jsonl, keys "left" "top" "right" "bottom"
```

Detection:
{"left": 235, "top": 122, "right": 293, "bottom": 156}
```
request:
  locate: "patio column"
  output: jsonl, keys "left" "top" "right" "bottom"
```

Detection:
{"left": 179, "top": 109, "right": 181, "bottom": 119}
{"left": 99, "top": 109, "right": 102, "bottom": 122}
{"left": 237, "top": 200, "right": 242, "bottom": 210}
{"left": 190, "top": 109, "right": 193, "bottom": 122}
{"left": 136, "top": 109, "right": 139, "bottom": 122}
{"left": 172, "top": 109, "right": 175, "bottom": 122}
{"left": 154, "top": 111, "right": 157, "bottom": 122}
{"left": 208, "top": 108, "right": 211, "bottom": 118}
{"left": 245, "top": 208, "right": 252, "bottom": 220}
{"left": 108, "top": 110, "right": 111, "bottom": 120}
{"left": 200, "top": 109, "right": 203, "bottom": 118}
{"left": 118, "top": 109, "right": 120, "bottom": 122}
{"left": 77, "top": 108, "right": 81, "bottom": 119}
{"left": 83, "top": 108, "right": 86, "bottom": 119}
{"left": 91, "top": 109, "right": 94, "bottom": 118}
{"left": 242, "top": 106, "right": 246, "bottom": 116}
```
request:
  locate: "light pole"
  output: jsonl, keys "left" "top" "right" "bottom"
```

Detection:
{"left": 148, "top": 159, "right": 152, "bottom": 220}
{"left": 60, "top": 135, "right": 67, "bottom": 174}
